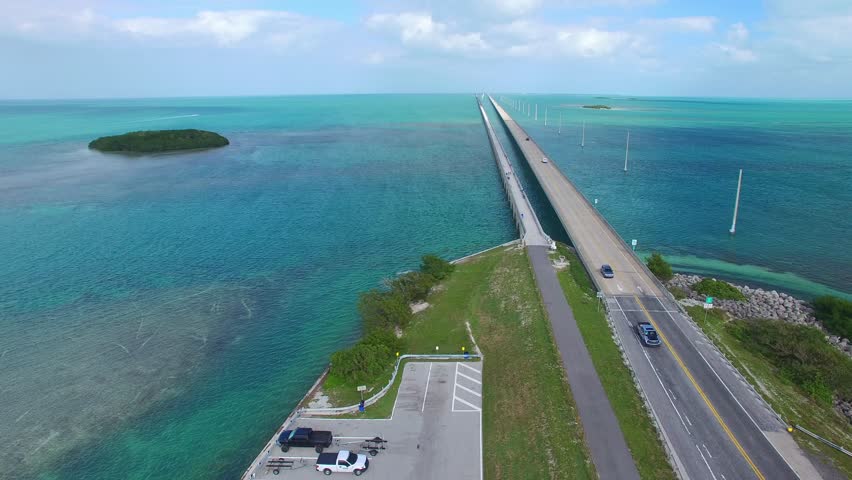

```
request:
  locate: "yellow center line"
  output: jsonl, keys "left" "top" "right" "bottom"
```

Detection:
{"left": 633, "top": 295, "right": 766, "bottom": 480}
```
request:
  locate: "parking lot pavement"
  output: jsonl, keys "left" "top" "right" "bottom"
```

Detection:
{"left": 252, "top": 362, "right": 482, "bottom": 480}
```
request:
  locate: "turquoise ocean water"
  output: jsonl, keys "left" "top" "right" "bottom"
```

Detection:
{"left": 0, "top": 94, "right": 849, "bottom": 479}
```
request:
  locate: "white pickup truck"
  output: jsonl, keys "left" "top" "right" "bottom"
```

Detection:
{"left": 315, "top": 450, "right": 369, "bottom": 476}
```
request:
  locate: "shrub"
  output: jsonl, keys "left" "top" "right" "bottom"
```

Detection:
{"left": 388, "top": 271, "right": 436, "bottom": 303}
{"left": 812, "top": 295, "right": 852, "bottom": 340}
{"left": 329, "top": 330, "right": 403, "bottom": 384}
{"left": 646, "top": 253, "right": 673, "bottom": 282}
{"left": 692, "top": 278, "right": 745, "bottom": 301}
{"left": 420, "top": 255, "right": 454, "bottom": 281}
{"left": 727, "top": 319, "right": 852, "bottom": 403}
{"left": 669, "top": 286, "right": 688, "bottom": 300}
{"left": 357, "top": 290, "right": 412, "bottom": 332}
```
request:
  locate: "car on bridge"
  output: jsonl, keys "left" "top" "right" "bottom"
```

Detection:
{"left": 541, "top": 156, "right": 549, "bottom": 163}
{"left": 600, "top": 264, "right": 614, "bottom": 278}
{"left": 636, "top": 322, "right": 662, "bottom": 347}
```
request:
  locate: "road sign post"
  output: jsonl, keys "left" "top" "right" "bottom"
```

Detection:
{"left": 631, "top": 239, "right": 638, "bottom": 251}
{"left": 704, "top": 297, "right": 713, "bottom": 321}
{"left": 596, "top": 291, "right": 604, "bottom": 311}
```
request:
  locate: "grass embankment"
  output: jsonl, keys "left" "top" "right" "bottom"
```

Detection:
{"left": 89, "top": 129, "right": 229, "bottom": 153}
{"left": 689, "top": 306, "right": 852, "bottom": 477}
{"left": 554, "top": 245, "right": 677, "bottom": 480}
{"left": 325, "top": 245, "right": 596, "bottom": 479}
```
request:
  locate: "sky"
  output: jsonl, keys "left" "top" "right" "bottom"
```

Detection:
{"left": 1, "top": 0, "right": 851, "bottom": 99}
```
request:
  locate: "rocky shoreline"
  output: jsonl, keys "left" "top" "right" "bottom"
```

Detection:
{"left": 668, "top": 273, "right": 852, "bottom": 424}
{"left": 667, "top": 273, "right": 851, "bottom": 358}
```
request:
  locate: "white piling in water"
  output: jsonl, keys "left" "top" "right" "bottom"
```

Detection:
{"left": 623, "top": 131, "right": 630, "bottom": 172}
{"left": 581, "top": 121, "right": 585, "bottom": 148}
{"left": 544, "top": 107, "right": 548, "bottom": 126}
{"left": 558, "top": 112, "right": 562, "bottom": 135}
{"left": 535, "top": 104, "right": 538, "bottom": 121}
{"left": 730, "top": 169, "right": 743, "bottom": 234}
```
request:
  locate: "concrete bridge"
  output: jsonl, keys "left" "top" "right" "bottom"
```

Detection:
{"left": 489, "top": 95, "right": 820, "bottom": 480}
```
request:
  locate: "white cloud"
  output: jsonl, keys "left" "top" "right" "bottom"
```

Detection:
{"left": 481, "top": 0, "right": 543, "bottom": 16}
{"left": 713, "top": 43, "right": 758, "bottom": 63}
{"left": 116, "top": 10, "right": 325, "bottom": 46}
{"left": 555, "top": 27, "right": 632, "bottom": 57}
{"left": 366, "top": 12, "right": 489, "bottom": 53}
{"left": 727, "top": 22, "right": 748, "bottom": 43}
{"left": 491, "top": 19, "right": 646, "bottom": 59}
{"left": 706, "top": 22, "right": 757, "bottom": 64}
{"left": 639, "top": 16, "right": 717, "bottom": 33}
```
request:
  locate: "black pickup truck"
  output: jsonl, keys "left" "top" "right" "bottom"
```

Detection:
{"left": 277, "top": 427, "right": 333, "bottom": 453}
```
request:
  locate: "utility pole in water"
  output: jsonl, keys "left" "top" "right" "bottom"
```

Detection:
{"left": 558, "top": 112, "right": 562, "bottom": 135}
{"left": 544, "top": 107, "right": 548, "bottom": 126}
{"left": 623, "top": 131, "right": 630, "bottom": 172}
{"left": 535, "top": 104, "right": 538, "bottom": 121}
{"left": 730, "top": 169, "right": 743, "bottom": 234}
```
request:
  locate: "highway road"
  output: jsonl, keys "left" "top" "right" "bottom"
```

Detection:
{"left": 489, "top": 96, "right": 821, "bottom": 480}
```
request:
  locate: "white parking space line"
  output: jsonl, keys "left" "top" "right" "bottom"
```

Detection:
{"left": 454, "top": 395, "right": 481, "bottom": 411}
{"left": 452, "top": 362, "right": 483, "bottom": 413}
{"left": 422, "top": 362, "right": 433, "bottom": 412}
{"left": 456, "top": 383, "right": 482, "bottom": 397}
{"left": 459, "top": 362, "right": 481, "bottom": 374}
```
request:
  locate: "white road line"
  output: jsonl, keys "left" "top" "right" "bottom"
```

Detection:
{"left": 642, "top": 348, "right": 692, "bottom": 436}
{"left": 703, "top": 444, "right": 713, "bottom": 459}
{"left": 452, "top": 362, "right": 459, "bottom": 411}
{"left": 454, "top": 395, "right": 481, "bottom": 411}
{"left": 669, "top": 388, "right": 678, "bottom": 401}
{"left": 696, "top": 444, "right": 719, "bottom": 480}
{"left": 422, "top": 362, "right": 433, "bottom": 412}
{"left": 605, "top": 306, "right": 692, "bottom": 480}
{"left": 660, "top": 306, "right": 803, "bottom": 479}
{"left": 683, "top": 412, "right": 693, "bottom": 427}
{"left": 459, "top": 362, "right": 481, "bottom": 374}
{"left": 457, "top": 383, "right": 482, "bottom": 397}
{"left": 457, "top": 371, "right": 482, "bottom": 384}
{"left": 479, "top": 407, "right": 484, "bottom": 480}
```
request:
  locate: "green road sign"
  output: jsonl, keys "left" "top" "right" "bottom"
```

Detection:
{"left": 706, "top": 297, "right": 714, "bottom": 304}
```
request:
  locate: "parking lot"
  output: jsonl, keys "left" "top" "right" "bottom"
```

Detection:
{"left": 250, "top": 361, "right": 482, "bottom": 479}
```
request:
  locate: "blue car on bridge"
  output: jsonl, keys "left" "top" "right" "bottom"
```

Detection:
{"left": 636, "top": 322, "right": 662, "bottom": 347}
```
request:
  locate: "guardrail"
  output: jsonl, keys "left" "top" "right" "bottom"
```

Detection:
{"left": 477, "top": 96, "right": 549, "bottom": 245}
{"left": 794, "top": 424, "right": 852, "bottom": 457}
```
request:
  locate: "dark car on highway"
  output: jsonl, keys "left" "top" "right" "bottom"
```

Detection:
{"left": 600, "top": 264, "right": 614, "bottom": 278}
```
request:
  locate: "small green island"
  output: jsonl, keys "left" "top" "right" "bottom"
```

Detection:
{"left": 582, "top": 104, "right": 612, "bottom": 110}
{"left": 89, "top": 129, "right": 229, "bottom": 153}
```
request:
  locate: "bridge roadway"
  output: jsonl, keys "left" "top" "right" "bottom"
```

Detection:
{"left": 478, "top": 97, "right": 641, "bottom": 480}
{"left": 489, "top": 96, "right": 821, "bottom": 480}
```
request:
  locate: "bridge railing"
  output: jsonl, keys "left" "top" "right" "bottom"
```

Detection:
{"left": 488, "top": 96, "right": 684, "bottom": 311}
